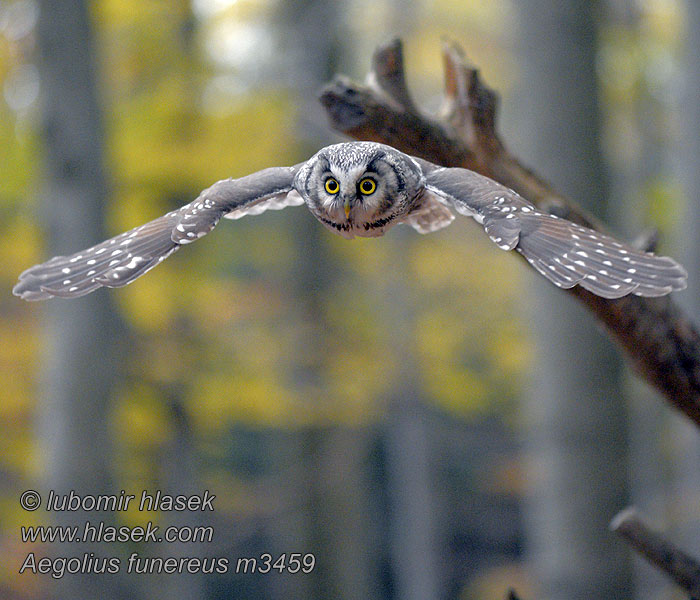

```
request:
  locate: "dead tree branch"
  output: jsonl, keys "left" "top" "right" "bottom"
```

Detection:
{"left": 611, "top": 507, "right": 700, "bottom": 599}
{"left": 319, "top": 38, "right": 700, "bottom": 426}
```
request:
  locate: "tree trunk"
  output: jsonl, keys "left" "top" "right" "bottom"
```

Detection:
{"left": 273, "top": 3, "right": 374, "bottom": 599}
{"left": 35, "top": 0, "right": 126, "bottom": 598}
{"left": 600, "top": 3, "right": 670, "bottom": 598}
{"left": 376, "top": 4, "right": 440, "bottom": 600}
{"left": 671, "top": 0, "right": 700, "bottom": 560}
{"left": 382, "top": 261, "right": 441, "bottom": 600}
{"left": 149, "top": 5, "right": 206, "bottom": 598}
{"left": 512, "top": 3, "right": 633, "bottom": 599}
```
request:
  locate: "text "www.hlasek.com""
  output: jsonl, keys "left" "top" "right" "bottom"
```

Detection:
{"left": 18, "top": 489, "right": 315, "bottom": 578}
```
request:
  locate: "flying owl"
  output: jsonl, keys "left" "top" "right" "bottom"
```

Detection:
{"left": 13, "top": 142, "right": 687, "bottom": 301}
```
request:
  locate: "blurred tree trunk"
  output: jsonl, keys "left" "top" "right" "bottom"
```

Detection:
{"left": 158, "top": 386, "right": 206, "bottom": 599}
{"left": 602, "top": 3, "right": 670, "bottom": 598}
{"left": 377, "top": 7, "right": 439, "bottom": 600}
{"left": 677, "top": 3, "right": 700, "bottom": 318}
{"left": 272, "top": 2, "right": 374, "bottom": 599}
{"left": 357, "top": 3, "right": 441, "bottom": 599}
{"left": 35, "top": 1, "right": 126, "bottom": 598}
{"left": 511, "top": 3, "right": 633, "bottom": 599}
{"left": 382, "top": 266, "right": 440, "bottom": 600}
{"left": 150, "top": 5, "right": 205, "bottom": 599}
{"left": 671, "top": 0, "right": 700, "bottom": 561}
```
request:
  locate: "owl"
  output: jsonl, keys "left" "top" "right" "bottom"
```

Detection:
{"left": 13, "top": 142, "right": 687, "bottom": 301}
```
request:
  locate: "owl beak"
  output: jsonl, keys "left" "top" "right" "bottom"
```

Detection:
{"left": 344, "top": 197, "right": 351, "bottom": 219}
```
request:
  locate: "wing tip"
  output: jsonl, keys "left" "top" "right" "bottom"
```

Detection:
{"left": 13, "top": 277, "right": 47, "bottom": 301}
{"left": 13, "top": 288, "right": 52, "bottom": 301}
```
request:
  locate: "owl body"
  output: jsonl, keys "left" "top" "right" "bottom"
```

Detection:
{"left": 13, "top": 141, "right": 687, "bottom": 301}
{"left": 295, "top": 142, "right": 424, "bottom": 239}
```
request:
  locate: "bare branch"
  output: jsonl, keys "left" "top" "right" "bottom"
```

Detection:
{"left": 319, "top": 38, "right": 700, "bottom": 427}
{"left": 611, "top": 508, "right": 700, "bottom": 599}
{"left": 365, "top": 39, "right": 417, "bottom": 113}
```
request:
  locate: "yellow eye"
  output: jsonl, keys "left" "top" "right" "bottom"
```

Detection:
{"left": 359, "top": 178, "right": 376, "bottom": 195}
{"left": 325, "top": 177, "right": 339, "bottom": 194}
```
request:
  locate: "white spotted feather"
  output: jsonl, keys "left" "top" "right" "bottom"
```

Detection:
{"left": 514, "top": 211, "right": 686, "bottom": 298}
{"left": 13, "top": 141, "right": 687, "bottom": 301}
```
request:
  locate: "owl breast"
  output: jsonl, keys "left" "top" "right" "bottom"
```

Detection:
{"left": 313, "top": 212, "right": 400, "bottom": 239}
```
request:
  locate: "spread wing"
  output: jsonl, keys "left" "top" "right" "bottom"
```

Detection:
{"left": 14, "top": 166, "right": 303, "bottom": 300}
{"left": 415, "top": 159, "right": 687, "bottom": 299}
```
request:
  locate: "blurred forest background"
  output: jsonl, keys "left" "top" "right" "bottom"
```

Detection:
{"left": 1, "top": 0, "right": 699, "bottom": 599}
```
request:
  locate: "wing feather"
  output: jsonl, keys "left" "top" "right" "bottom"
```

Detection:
{"left": 402, "top": 190, "right": 455, "bottom": 234}
{"left": 417, "top": 158, "right": 687, "bottom": 298}
{"left": 14, "top": 166, "right": 301, "bottom": 300}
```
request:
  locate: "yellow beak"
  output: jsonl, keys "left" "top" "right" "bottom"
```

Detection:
{"left": 344, "top": 198, "right": 351, "bottom": 219}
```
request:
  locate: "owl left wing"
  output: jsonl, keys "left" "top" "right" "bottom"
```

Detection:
{"left": 415, "top": 159, "right": 687, "bottom": 299}
{"left": 14, "top": 166, "right": 303, "bottom": 300}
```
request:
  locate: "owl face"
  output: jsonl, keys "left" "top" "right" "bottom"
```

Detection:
{"left": 296, "top": 142, "right": 424, "bottom": 238}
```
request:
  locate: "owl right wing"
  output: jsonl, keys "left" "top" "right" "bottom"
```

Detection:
{"left": 14, "top": 166, "right": 304, "bottom": 300}
{"left": 412, "top": 158, "right": 687, "bottom": 299}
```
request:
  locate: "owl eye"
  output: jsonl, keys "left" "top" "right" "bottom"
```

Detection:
{"left": 359, "top": 178, "right": 376, "bottom": 195}
{"left": 324, "top": 177, "right": 340, "bottom": 194}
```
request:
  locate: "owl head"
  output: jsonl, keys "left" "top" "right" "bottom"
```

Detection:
{"left": 295, "top": 142, "right": 423, "bottom": 238}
